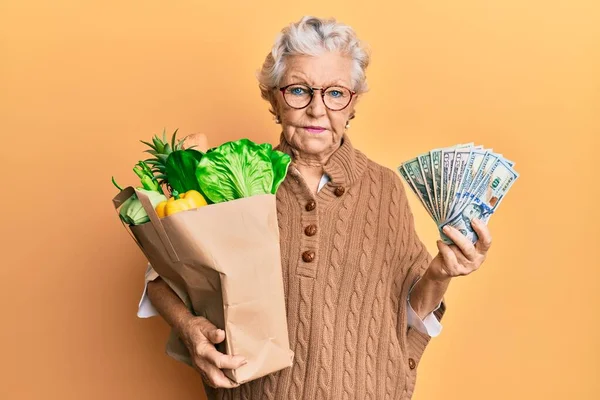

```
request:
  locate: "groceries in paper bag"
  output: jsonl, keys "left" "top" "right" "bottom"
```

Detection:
{"left": 111, "top": 129, "right": 294, "bottom": 383}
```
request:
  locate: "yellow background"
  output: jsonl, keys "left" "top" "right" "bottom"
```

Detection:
{"left": 2, "top": 0, "right": 598, "bottom": 399}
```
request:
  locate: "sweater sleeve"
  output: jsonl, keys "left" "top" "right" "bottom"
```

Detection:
{"left": 406, "top": 279, "right": 443, "bottom": 337}
{"left": 394, "top": 172, "right": 447, "bottom": 372}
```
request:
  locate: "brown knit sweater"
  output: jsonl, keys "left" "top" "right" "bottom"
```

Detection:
{"left": 204, "top": 134, "right": 446, "bottom": 400}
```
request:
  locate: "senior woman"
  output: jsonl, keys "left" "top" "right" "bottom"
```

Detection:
{"left": 139, "top": 16, "right": 492, "bottom": 400}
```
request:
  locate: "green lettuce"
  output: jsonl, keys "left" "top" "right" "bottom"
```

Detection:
{"left": 196, "top": 139, "right": 291, "bottom": 203}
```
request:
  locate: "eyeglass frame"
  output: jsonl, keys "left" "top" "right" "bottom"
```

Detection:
{"left": 276, "top": 83, "right": 357, "bottom": 111}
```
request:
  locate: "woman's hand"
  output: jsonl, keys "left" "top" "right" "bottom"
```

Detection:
{"left": 426, "top": 219, "right": 493, "bottom": 282}
{"left": 178, "top": 316, "right": 247, "bottom": 389}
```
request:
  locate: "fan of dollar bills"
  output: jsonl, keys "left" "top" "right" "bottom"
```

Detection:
{"left": 398, "top": 143, "right": 519, "bottom": 245}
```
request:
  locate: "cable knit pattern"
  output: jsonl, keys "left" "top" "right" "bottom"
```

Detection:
{"left": 275, "top": 182, "right": 293, "bottom": 301}
{"left": 203, "top": 134, "right": 444, "bottom": 400}
{"left": 342, "top": 167, "right": 379, "bottom": 400}
{"left": 315, "top": 181, "right": 355, "bottom": 399}
{"left": 386, "top": 273, "right": 404, "bottom": 400}
{"left": 290, "top": 277, "right": 313, "bottom": 398}
{"left": 240, "top": 381, "right": 251, "bottom": 400}
{"left": 368, "top": 170, "right": 400, "bottom": 400}
{"left": 261, "top": 370, "right": 276, "bottom": 399}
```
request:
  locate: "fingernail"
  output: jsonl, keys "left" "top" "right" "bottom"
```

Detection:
{"left": 443, "top": 225, "right": 451, "bottom": 233}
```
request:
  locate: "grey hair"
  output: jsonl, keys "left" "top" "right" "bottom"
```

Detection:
{"left": 257, "top": 16, "right": 371, "bottom": 116}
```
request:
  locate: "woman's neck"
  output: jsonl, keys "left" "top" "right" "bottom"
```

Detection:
{"left": 294, "top": 162, "right": 324, "bottom": 195}
{"left": 291, "top": 145, "right": 335, "bottom": 176}
{"left": 290, "top": 143, "right": 340, "bottom": 194}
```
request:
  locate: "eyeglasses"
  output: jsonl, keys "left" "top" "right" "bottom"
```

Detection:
{"left": 278, "top": 83, "right": 356, "bottom": 111}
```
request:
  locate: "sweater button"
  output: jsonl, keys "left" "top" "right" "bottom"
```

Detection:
{"left": 304, "top": 224, "right": 317, "bottom": 237}
{"left": 408, "top": 358, "right": 416, "bottom": 370}
{"left": 302, "top": 250, "right": 315, "bottom": 263}
{"left": 334, "top": 186, "right": 345, "bottom": 197}
{"left": 305, "top": 200, "right": 316, "bottom": 211}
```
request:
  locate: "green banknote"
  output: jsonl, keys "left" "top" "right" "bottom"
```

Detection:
{"left": 430, "top": 149, "right": 443, "bottom": 221}
{"left": 417, "top": 153, "right": 439, "bottom": 221}
{"left": 445, "top": 147, "right": 475, "bottom": 220}
{"left": 400, "top": 159, "right": 436, "bottom": 220}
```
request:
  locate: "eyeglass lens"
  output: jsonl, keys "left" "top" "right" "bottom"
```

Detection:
{"left": 283, "top": 84, "right": 352, "bottom": 110}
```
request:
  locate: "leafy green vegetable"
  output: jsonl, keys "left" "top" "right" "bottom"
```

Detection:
{"left": 165, "top": 149, "right": 208, "bottom": 197}
{"left": 119, "top": 189, "right": 167, "bottom": 225}
{"left": 269, "top": 149, "right": 291, "bottom": 194}
{"left": 196, "top": 139, "right": 291, "bottom": 203}
{"left": 133, "top": 161, "right": 164, "bottom": 194}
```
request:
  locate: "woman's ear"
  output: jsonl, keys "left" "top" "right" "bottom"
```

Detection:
{"left": 353, "top": 93, "right": 362, "bottom": 107}
{"left": 348, "top": 93, "right": 362, "bottom": 117}
{"left": 267, "top": 90, "right": 282, "bottom": 120}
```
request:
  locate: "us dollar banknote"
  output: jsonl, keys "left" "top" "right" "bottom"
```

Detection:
{"left": 400, "top": 158, "right": 436, "bottom": 220}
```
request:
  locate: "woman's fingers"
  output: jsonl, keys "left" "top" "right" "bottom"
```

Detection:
{"left": 184, "top": 316, "right": 247, "bottom": 386}
{"left": 436, "top": 220, "right": 491, "bottom": 279}
{"left": 181, "top": 316, "right": 247, "bottom": 389}
{"left": 201, "top": 345, "right": 248, "bottom": 370}
{"left": 472, "top": 219, "right": 493, "bottom": 254}
{"left": 436, "top": 240, "right": 459, "bottom": 276}
{"left": 206, "top": 328, "right": 225, "bottom": 345}
{"left": 196, "top": 350, "right": 246, "bottom": 388}
{"left": 196, "top": 359, "right": 241, "bottom": 389}
{"left": 196, "top": 317, "right": 226, "bottom": 344}
{"left": 442, "top": 224, "right": 477, "bottom": 261}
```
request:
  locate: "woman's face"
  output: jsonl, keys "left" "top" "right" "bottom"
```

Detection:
{"left": 273, "top": 51, "right": 357, "bottom": 160}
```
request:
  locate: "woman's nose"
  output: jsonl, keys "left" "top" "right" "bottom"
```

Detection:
{"left": 306, "top": 93, "right": 327, "bottom": 117}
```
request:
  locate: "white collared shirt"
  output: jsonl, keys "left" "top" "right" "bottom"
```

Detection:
{"left": 137, "top": 174, "right": 443, "bottom": 337}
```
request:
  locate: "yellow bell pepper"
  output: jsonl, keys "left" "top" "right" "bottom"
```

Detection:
{"left": 155, "top": 190, "right": 208, "bottom": 217}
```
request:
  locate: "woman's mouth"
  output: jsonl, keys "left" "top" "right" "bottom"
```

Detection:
{"left": 303, "top": 126, "right": 326, "bottom": 134}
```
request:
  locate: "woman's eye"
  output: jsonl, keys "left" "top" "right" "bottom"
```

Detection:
{"left": 327, "top": 90, "right": 343, "bottom": 98}
{"left": 290, "top": 87, "right": 307, "bottom": 95}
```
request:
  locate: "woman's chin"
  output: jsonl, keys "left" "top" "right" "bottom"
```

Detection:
{"left": 298, "top": 136, "right": 334, "bottom": 155}
{"left": 285, "top": 128, "right": 341, "bottom": 156}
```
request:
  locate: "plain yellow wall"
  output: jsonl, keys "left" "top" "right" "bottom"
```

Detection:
{"left": 1, "top": 1, "right": 599, "bottom": 399}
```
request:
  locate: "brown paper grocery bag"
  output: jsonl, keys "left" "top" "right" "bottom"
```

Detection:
{"left": 112, "top": 187, "right": 294, "bottom": 383}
